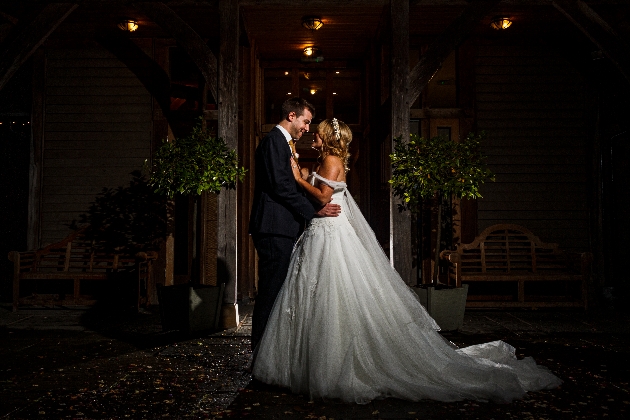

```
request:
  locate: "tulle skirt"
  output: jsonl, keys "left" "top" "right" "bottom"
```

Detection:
{"left": 252, "top": 204, "right": 562, "bottom": 404}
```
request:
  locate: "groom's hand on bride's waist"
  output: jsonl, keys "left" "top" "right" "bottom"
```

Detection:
{"left": 315, "top": 203, "right": 341, "bottom": 218}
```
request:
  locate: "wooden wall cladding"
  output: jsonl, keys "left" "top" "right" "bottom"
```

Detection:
{"left": 41, "top": 46, "right": 152, "bottom": 245}
{"left": 475, "top": 42, "right": 590, "bottom": 251}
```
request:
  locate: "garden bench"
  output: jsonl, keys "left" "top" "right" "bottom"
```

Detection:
{"left": 439, "top": 224, "right": 591, "bottom": 309}
{"left": 9, "top": 227, "right": 157, "bottom": 312}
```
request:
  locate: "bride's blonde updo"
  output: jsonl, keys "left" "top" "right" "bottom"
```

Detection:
{"left": 317, "top": 118, "right": 352, "bottom": 172}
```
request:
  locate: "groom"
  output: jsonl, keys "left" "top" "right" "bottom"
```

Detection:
{"left": 248, "top": 97, "right": 341, "bottom": 351}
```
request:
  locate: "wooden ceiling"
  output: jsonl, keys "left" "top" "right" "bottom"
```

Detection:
{"left": 1, "top": 1, "right": 628, "bottom": 68}
{"left": 241, "top": 6, "right": 386, "bottom": 62}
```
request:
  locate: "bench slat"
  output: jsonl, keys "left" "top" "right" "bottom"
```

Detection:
{"left": 439, "top": 223, "right": 591, "bottom": 309}
{"left": 10, "top": 226, "right": 157, "bottom": 312}
{"left": 19, "top": 272, "right": 110, "bottom": 280}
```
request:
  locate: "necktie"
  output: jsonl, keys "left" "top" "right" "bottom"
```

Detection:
{"left": 288, "top": 139, "right": 299, "bottom": 164}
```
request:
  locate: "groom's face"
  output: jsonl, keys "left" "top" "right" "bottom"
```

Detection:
{"left": 288, "top": 108, "right": 312, "bottom": 140}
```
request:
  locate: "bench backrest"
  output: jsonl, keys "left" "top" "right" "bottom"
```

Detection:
{"left": 18, "top": 228, "right": 137, "bottom": 273}
{"left": 455, "top": 224, "right": 567, "bottom": 274}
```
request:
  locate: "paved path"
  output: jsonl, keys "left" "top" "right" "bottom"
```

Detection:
{"left": 1, "top": 304, "right": 629, "bottom": 419}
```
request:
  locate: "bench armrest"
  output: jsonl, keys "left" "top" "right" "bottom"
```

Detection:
{"left": 439, "top": 249, "right": 460, "bottom": 264}
{"left": 135, "top": 251, "right": 158, "bottom": 262}
{"left": 8, "top": 251, "right": 35, "bottom": 262}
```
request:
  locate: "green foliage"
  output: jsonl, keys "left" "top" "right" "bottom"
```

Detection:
{"left": 69, "top": 170, "right": 167, "bottom": 254}
{"left": 147, "top": 118, "right": 247, "bottom": 198}
{"left": 389, "top": 132, "right": 494, "bottom": 213}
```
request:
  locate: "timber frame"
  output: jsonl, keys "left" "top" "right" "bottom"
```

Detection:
{"left": 0, "top": 0, "right": 629, "bottom": 318}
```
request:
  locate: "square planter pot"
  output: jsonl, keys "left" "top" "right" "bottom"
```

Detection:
{"left": 157, "top": 283, "right": 225, "bottom": 334}
{"left": 413, "top": 284, "right": 469, "bottom": 331}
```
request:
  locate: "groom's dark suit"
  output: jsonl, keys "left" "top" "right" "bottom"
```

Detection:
{"left": 249, "top": 126, "right": 315, "bottom": 350}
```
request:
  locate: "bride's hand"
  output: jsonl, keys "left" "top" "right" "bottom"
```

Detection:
{"left": 290, "top": 158, "right": 301, "bottom": 181}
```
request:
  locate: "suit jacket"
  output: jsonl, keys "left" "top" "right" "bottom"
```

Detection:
{"left": 248, "top": 126, "right": 315, "bottom": 238}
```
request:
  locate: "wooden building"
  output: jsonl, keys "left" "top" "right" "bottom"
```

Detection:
{"left": 1, "top": 0, "right": 629, "bottom": 322}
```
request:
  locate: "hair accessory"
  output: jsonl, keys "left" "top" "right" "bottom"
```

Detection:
{"left": 332, "top": 118, "right": 341, "bottom": 141}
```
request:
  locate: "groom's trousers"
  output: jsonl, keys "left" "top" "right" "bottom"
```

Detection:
{"left": 251, "top": 233, "right": 296, "bottom": 351}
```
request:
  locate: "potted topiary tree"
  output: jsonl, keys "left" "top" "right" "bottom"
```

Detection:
{"left": 389, "top": 131, "right": 493, "bottom": 330}
{"left": 148, "top": 118, "right": 246, "bottom": 198}
{"left": 147, "top": 118, "right": 246, "bottom": 333}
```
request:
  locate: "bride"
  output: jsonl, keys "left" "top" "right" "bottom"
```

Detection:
{"left": 252, "top": 118, "right": 562, "bottom": 404}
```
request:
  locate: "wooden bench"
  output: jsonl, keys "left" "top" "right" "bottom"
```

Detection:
{"left": 9, "top": 227, "right": 157, "bottom": 312}
{"left": 439, "top": 224, "right": 592, "bottom": 309}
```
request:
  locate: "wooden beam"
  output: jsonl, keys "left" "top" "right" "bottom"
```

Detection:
{"left": 552, "top": 0, "right": 630, "bottom": 85}
{"left": 408, "top": 0, "right": 500, "bottom": 105}
{"left": 0, "top": 3, "right": 78, "bottom": 93}
{"left": 135, "top": 1, "right": 219, "bottom": 101}
{"left": 95, "top": 30, "right": 172, "bottom": 122}
{"left": 0, "top": 10, "right": 19, "bottom": 25}
{"left": 390, "top": 0, "right": 413, "bottom": 285}
{"left": 217, "top": 0, "right": 239, "bottom": 328}
{"left": 260, "top": 60, "right": 360, "bottom": 69}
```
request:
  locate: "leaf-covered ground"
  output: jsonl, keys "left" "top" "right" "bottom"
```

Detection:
{"left": 1, "top": 305, "right": 628, "bottom": 419}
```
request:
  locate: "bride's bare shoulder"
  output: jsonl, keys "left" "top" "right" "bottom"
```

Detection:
{"left": 321, "top": 155, "right": 343, "bottom": 168}
{"left": 318, "top": 155, "right": 345, "bottom": 182}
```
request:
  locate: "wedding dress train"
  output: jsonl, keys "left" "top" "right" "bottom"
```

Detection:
{"left": 252, "top": 173, "right": 562, "bottom": 404}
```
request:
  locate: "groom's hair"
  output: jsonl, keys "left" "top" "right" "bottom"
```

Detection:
{"left": 282, "top": 97, "right": 315, "bottom": 120}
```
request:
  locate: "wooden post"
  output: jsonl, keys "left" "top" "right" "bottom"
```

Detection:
{"left": 457, "top": 40, "right": 478, "bottom": 244}
{"left": 390, "top": 0, "right": 413, "bottom": 285}
{"left": 238, "top": 43, "right": 250, "bottom": 302}
{"left": 165, "top": 201, "right": 175, "bottom": 287}
{"left": 250, "top": 44, "right": 260, "bottom": 299}
{"left": 28, "top": 48, "right": 45, "bottom": 251}
{"left": 238, "top": 39, "right": 259, "bottom": 301}
{"left": 218, "top": 0, "right": 239, "bottom": 329}
{"left": 151, "top": 39, "right": 172, "bottom": 298}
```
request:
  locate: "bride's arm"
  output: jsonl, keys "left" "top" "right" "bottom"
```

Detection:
{"left": 291, "top": 156, "right": 341, "bottom": 206}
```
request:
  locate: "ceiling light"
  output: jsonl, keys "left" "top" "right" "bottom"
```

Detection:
{"left": 284, "top": 71, "right": 289, "bottom": 76}
{"left": 490, "top": 16, "right": 512, "bottom": 30}
{"left": 303, "top": 46, "right": 320, "bottom": 57}
{"left": 118, "top": 18, "right": 139, "bottom": 32}
{"left": 310, "top": 89, "right": 317, "bottom": 95}
{"left": 302, "top": 16, "right": 324, "bottom": 31}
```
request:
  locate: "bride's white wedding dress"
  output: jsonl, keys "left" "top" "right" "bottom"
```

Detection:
{"left": 252, "top": 173, "right": 562, "bottom": 404}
